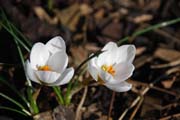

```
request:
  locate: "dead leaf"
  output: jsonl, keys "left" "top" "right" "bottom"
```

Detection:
{"left": 134, "top": 55, "right": 154, "bottom": 69}
{"left": 83, "top": 103, "right": 98, "bottom": 119}
{"left": 94, "top": 8, "right": 105, "bottom": 21}
{"left": 70, "top": 45, "right": 88, "bottom": 65}
{"left": 133, "top": 14, "right": 153, "bottom": 23}
{"left": 85, "top": 43, "right": 100, "bottom": 52}
{"left": 141, "top": 96, "right": 162, "bottom": 117}
{"left": 136, "top": 47, "right": 146, "bottom": 56}
{"left": 154, "top": 48, "right": 180, "bottom": 62}
{"left": 33, "top": 6, "right": 58, "bottom": 25}
{"left": 54, "top": 4, "right": 81, "bottom": 31}
{"left": 80, "top": 4, "right": 92, "bottom": 16}
{"left": 161, "top": 77, "right": 176, "bottom": 89}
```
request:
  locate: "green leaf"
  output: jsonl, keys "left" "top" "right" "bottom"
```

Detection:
{"left": 0, "top": 106, "right": 29, "bottom": 116}
{"left": 0, "top": 76, "right": 29, "bottom": 108}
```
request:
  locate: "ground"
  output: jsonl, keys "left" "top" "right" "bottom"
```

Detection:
{"left": 0, "top": 0, "right": 180, "bottom": 120}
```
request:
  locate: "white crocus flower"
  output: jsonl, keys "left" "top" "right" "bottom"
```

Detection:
{"left": 88, "top": 42, "right": 136, "bottom": 92}
{"left": 25, "top": 36, "right": 74, "bottom": 86}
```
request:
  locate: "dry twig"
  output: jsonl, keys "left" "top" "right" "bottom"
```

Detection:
{"left": 159, "top": 113, "right": 180, "bottom": 120}
{"left": 129, "top": 97, "right": 144, "bottom": 120}
{"left": 75, "top": 86, "right": 88, "bottom": 120}
{"left": 108, "top": 91, "right": 116, "bottom": 120}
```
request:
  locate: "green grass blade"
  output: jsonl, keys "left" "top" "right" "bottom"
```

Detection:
{"left": 0, "top": 93, "right": 26, "bottom": 109}
{"left": 117, "top": 18, "right": 180, "bottom": 45}
{"left": 52, "top": 86, "right": 65, "bottom": 105}
{"left": 10, "top": 22, "right": 32, "bottom": 47}
{"left": 0, "top": 10, "right": 31, "bottom": 51}
{"left": 27, "top": 87, "right": 39, "bottom": 114}
{"left": 0, "top": 10, "right": 39, "bottom": 114}
{"left": 14, "top": 39, "right": 39, "bottom": 114}
{"left": 0, "top": 106, "right": 29, "bottom": 116}
{"left": 0, "top": 23, "right": 30, "bottom": 52}
{"left": 0, "top": 76, "right": 29, "bottom": 108}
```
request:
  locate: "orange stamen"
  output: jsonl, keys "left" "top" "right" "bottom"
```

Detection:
{"left": 101, "top": 65, "right": 115, "bottom": 76}
{"left": 38, "top": 65, "right": 51, "bottom": 71}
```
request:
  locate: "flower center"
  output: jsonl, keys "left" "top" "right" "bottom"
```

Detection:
{"left": 101, "top": 64, "right": 115, "bottom": 76}
{"left": 37, "top": 65, "right": 51, "bottom": 71}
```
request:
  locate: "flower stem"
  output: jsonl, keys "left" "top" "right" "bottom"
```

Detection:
{"left": 27, "top": 87, "right": 39, "bottom": 114}
{"left": 52, "top": 86, "right": 65, "bottom": 105}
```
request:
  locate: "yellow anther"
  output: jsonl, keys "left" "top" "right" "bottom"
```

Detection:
{"left": 38, "top": 65, "right": 51, "bottom": 71}
{"left": 101, "top": 64, "right": 115, "bottom": 76}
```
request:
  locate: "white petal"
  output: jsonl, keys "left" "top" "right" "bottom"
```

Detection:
{"left": 35, "top": 71, "right": 60, "bottom": 84}
{"left": 88, "top": 56, "right": 98, "bottom": 81}
{"left": 30, "top": 43, "right": 50, "bottom": 69}
{"left": 112, "top": 62, "right": 134, "bottom": 84}
{"left": 50, "top": 67, "right": 74, "bottom": 86}
{"left": 97, "top": 50, "right": 117, "bottom": 67}
{"left": 25, "top": 60, "right": 41, "bottom": 84}
{"left": 116, "top": 45, "right": 136, "bottom": 63}
{"left": 46, "top": 36, "right": 66, "bottom": 54}
{"left": 97, "top": 42, "right": 119, "bottom": 66}
{"left": 102, "top": 42, "right": 118, "bottom": 51}
{"left": 105, "top": 81, "right": 132, "bottom": 92}
{"left": 47, "top": 51, "right": 68, "bottom": 73}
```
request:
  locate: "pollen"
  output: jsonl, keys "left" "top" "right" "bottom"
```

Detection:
{"left": 101, "top": 64, "right": 115, "bottom": 76}
{"left": 38, "top": 65, "right": 51, "bottom": 71}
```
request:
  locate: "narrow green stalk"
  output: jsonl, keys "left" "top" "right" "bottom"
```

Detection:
{"left": 0, "top": 23, "right": 30, "bottom": 52}
{"left": 133, "top": 18, "right": 180, "bottom": 36}
{"left": 117, "top": 18, "right": 180, "bottom": 45}
{"left": 14, "top": 39, "right": 31, "bottom": 86}
{"left": 27, "top": 87, "right": 39, "bottom": 114}
{"left": 0, "top": 10, "right": 32, "bottom": 48}
{"left": 10, "top": 22, "right": 32, "bottom": 47}
{"left": 52, "top": 86, "right": 65, "bottom": 105}
{"left": 0, "top": 106, "right": 29, "bottom": 116}
{"left": 0, "top": 93, "right": 26, "bottom": 109}
{"left": 14, "top": 39, "right": 39, "bottom": 114}
{"left": 75, "top": 50, "right": 102, "bottom": 74}
{"left": 0, "top": 76, "right": 29, "bottom": 108}
{"left": 0, "top": 10, "right": 40, "bottom": 115}
{"left": 65, "top": 67, "right": 87, "bottom": 105}
{"left": 47, "top": 0, "right": 54, "bottom": 11}
{"left": 65, "top": 51, "right": 102, "bottom": 105}
{"left": 0, "top": 93, "right": 31, "bottom": 116}
{"left": 65, "top": 82, "right": 73, "bottom": 105}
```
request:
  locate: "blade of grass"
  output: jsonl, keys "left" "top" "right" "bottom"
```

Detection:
{"left": 0, "top": 93, "right": 25, "bottom": 109}
{"left": 0, "top": 9, "right": 32, "bottom": 48}
{"left": 0, "top": 22, "right": 30, "bottom": 52}
{"left": 0, "top": 76, "right": 29, "bottom": 108}
{"left": 52, "top": 86, "right": 65, "bottom": 105}
{"left": 65, "top": 65, "right": 87, "bottom": 105}
{"left": 7, "top": 23, "right": 38, "bottom": 114}
{"left": 0, "top": 10, "right": 38, "bottom": 114}
{"left": 65, "top": 51, "right": 102, "bottom": 105}
{"left": 47, "top": 0, "right": 54, "bottom": 11}
{"left": 27, "top": 87, "right": 39, "bottom": 114}
{"left": 0, "top": 106, "right": 29, "bottom": 116}
{"left": 14, "top": 39, "right": 39, "bottom": 114}
{"left": 0, "top": 93, "right": 31, "bottom": 116}
{"left": 117, "top": 18, "right": 180, "bottom": 45}
{"left": 10, "top": 22, "right": 32, "bottom": 47}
